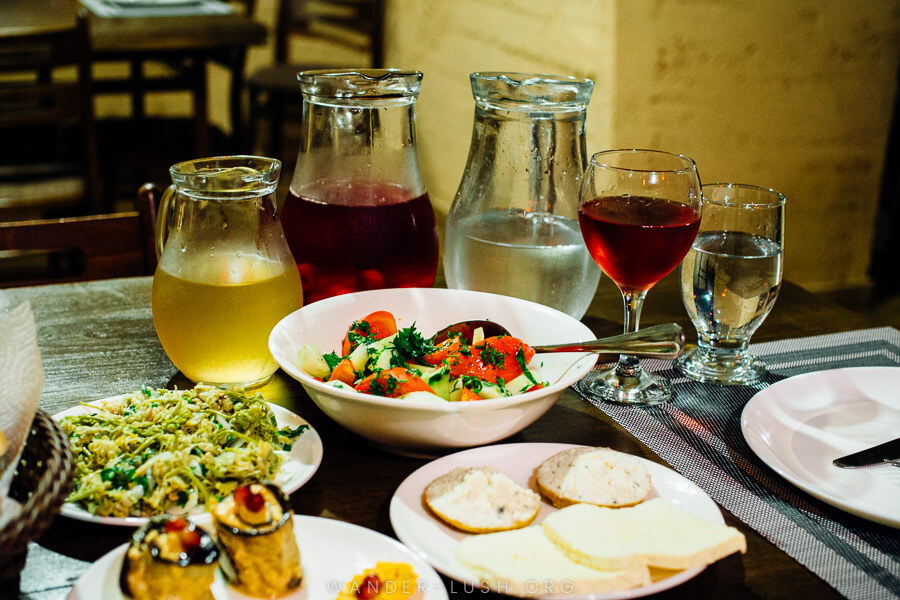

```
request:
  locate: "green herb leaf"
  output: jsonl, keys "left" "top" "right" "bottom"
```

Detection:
{"left": 479, "top": 344, "right": 505, "bottom": 368}
{"left": 278, "top": 424, "right": 309, "bottom": 439}
{"left": 392, "top": 324, "right": 435, "bottom": 362}
{"left": 515, "top": 346, "right": 539, "bottom": 386}
{"left": 323, "top": 352, "right": 342, "bottom": 370}
{"left": 461, "top": 376, "right": 484, "bottom": 392}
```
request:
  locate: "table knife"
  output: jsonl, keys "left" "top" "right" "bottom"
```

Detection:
{"left": 832, "top": 437, "right": 900, "bottom": 468}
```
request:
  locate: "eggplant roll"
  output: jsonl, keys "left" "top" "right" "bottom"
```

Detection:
{"left": 119, "top": 516, "right": 219, "bottom": 600}
{"left": 213, "top": 483, "right": 302, "bottom": 598}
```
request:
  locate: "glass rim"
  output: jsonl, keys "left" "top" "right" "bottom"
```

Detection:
{"left": 702, "top": 182, "right": 787, "bottom": 208}
{"left": 169, "top": 155, "right": 281, "bottom": 196}
{"left": 588, "top": 149, "right": 698, "bottom": 175}
{"left": 470, "top": 71, "right": 594, "bottom": 109}
{"left": 297, "top": 68, "right": 423, "bottom": 98}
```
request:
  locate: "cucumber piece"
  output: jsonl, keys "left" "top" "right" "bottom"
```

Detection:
{"left": 425, "top": 365, "right": 453, "bottom": 400}
{"left": 398, "top": 391, "right": 446, "bottom": 403}
{"left": 297, "top": 345, "right": 331, "bottom": 379}
{"left": 507, "top": 373, "right": 535, "bottom": 395}
{"left": 347, "top": 343, "right": 369, "bottom": 372}
{"left": 364, "top": 333, "right": 399, "bottom": 372}
{"left": 476, "top": 381, "right": 505, "bottom": 399}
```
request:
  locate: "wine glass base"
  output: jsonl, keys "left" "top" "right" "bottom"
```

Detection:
{"left": 675, "top": 347, "right": 766, "bottom": 385}
{"left": 575, "top": 366, "right": 674, "bottom": 406}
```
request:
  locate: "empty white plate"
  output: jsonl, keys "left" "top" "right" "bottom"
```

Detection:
{"left": 741, "top": 366, "right": 900, "bottom": 528}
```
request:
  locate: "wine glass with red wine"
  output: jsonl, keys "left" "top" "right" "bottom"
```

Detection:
{"left": 577, "top": 149, "right": 701, "bottom": 405}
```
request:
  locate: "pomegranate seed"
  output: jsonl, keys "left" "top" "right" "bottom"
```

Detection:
{"left": 356, "top": 574, "right": 381, "bottom": 600}
{"left": 180, "top": 528, "right": 202, "bottom": 551}
{"left": 164, "top": 518, "right": 188, "bottom": 533}
{"left": 244, "top": 490, "right": 266, "bottom": 512}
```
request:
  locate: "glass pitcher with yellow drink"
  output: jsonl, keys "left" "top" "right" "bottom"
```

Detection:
{"left": 152, "top": 156, "right": 302, "bottom": 387}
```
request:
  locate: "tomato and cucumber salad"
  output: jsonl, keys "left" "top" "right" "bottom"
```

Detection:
{"left": 297, "top": 311, "right": 547, "bottom": 401}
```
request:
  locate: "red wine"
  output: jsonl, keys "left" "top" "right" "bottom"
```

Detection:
{"left": 281, "top": 181, "right": 439, "bottom": 303}
{"left": 579, "top": 195, "right": 700, "bottom": 292}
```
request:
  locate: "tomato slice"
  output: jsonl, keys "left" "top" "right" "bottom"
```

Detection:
{"left": 341, "top": 311, "right": 398, "bottom": 356}
{"left": 459, "top": 386, "right": 481, "bottom": 402}
{"left": 354, "top": 367, "right": 436, "bottom": 398}
{"left": 327, "top": 358, "right": 357, "bottom": 385}
{"left": 446, "top": 336, "right": 534, "bottom": 384}
{"left": 421, "top": 337, "right": 461, "bottom": 366}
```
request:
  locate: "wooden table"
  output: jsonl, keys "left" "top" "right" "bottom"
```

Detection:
{"left": 7, "top": 272, "right": 884, "bottom": 599}
{"left": 0, "top": 0, "right": 267, "bottom": 154}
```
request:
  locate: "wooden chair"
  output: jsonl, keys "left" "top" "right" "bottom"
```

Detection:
{"left": 0, "top": 11, "right": 102, "bottom": 219}
{"left": 0, "top": 184, "right": 159, "bottom": 288}
{"left": 245, "top": 0, "right": 384, "bottom": 158}
{"left": 108, "top": 0, "right": 260, "bottom": 157}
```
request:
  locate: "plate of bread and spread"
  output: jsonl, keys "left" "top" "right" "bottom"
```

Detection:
{"left": 390, "top": 443, "right": 746, "bottom": 599}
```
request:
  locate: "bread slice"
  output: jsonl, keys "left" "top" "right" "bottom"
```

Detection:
{"left": 424, "top": 466, "right": 540, "bottom": 533}
{"left": 542, "top": 499, "right": 747, "bottom": 571}
{"left": 454, "top": 526, "right": 651, "bottom": 597}
{"left": 535, "top": 447, "right": 651, "bottom": 508}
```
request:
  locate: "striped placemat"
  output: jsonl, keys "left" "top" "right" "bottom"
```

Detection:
{"left": 576, "top": 326, "right": 900, "bottom": 600}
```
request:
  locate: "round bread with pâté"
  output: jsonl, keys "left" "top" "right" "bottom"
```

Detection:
{"left": 535, "top": 447, "right": 651, "bottom": 508}
{"left": 423, "top": 466, "right": 541, "bottom": 533}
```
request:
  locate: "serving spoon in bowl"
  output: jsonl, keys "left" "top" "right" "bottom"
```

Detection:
{"left": 433, "top": 321, "right": 686, "bottom": 360}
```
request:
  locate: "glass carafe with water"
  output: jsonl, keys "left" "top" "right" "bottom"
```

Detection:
{"left": 444, "top": 72, "right": 601, "bottom": 319}
{"left": 281, "top": 69, "right": 439, "bottom": 303}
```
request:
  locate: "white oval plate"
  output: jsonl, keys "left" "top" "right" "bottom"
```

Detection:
{"left": 67, "top": 514, "right": 449, "bottom": 600}
{"left": 54, "top": 397, "right": 323, "bottom": 526}
{"left": 389, "top": 443, "right": 727, "bottom": 600}
{"left": 741, "top": 366, "right": 900, "bottom": 528}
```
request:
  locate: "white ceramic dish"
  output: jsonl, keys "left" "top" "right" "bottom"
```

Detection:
{"left": 389, "top": 442, "right": 727, "bottom": 599}
{"left": 67, "top": 514, "right": 449, "bottom": 600}
{"left": 269, "top": 288, "right": 598, "bottom": 455}
{"left": 54, "top": 398, "right": 323, "bottom": 527}
{"left": 741, "top": 366, "right": 900, "bottom": 528}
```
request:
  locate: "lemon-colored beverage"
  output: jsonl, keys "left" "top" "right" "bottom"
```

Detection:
{"left": 152, "top": 258, "right": 302, "bottom": 386}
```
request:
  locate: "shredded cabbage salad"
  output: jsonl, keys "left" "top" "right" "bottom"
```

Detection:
{"left": 60, "top": 385, "right": 307, "bottom": 518}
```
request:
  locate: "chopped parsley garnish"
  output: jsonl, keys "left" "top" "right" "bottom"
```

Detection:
{"left": 323, "top": 352, "right": 342, "bottom": 370}
{"left": 392, "top": 324, "right": 435, "bottom": 362}
{"left": 515, "top": 346, "right": 539, "bottom": 386}
{"left": 389, "top": 351, "right": 409, "bottom": 369}
{"left": 369, "top": 374, "right": 401, "bottom": 396}
{"left": 346, "top": 320, "right": 375, "bottom": 350}
{"left": 478, "top": 343, "right": 505, "bottom": 368}
{"left": 461, "top": 376, "right": 484, "bottom": 392}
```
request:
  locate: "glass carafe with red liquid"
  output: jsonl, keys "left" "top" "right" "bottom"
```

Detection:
{"left": 282, "top": 69, "right": 438, "bottom": 303}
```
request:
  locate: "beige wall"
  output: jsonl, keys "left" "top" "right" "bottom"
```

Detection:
{"left": 110, "top": 0, "right": 899, "bottom": 292}
{"left": 384, "top": 0, "right": 900, "bottom": 293}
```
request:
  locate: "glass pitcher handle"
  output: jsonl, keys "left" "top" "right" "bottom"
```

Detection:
{"left": 154, "top": 184, "right": 177, "bottom": 259}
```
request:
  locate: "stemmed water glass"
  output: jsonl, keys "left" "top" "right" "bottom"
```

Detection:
{"left": 576, "top": 149, "right": 702, "bottom": 405}
{"left": 674, "top": 183, "right": 785, "bottom": 384}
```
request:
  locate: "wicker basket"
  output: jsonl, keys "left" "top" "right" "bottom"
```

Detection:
{"left": 0, "top": 410, "right": 74, "bottom": 593}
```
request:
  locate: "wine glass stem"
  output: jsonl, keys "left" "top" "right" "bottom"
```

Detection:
{"left": 616, "top": 289, "right": 648, "bottom": 378}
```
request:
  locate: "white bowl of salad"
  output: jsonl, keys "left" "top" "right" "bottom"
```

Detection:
{"left": 269, "top": 288, "right": 598, "bottom": 454}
